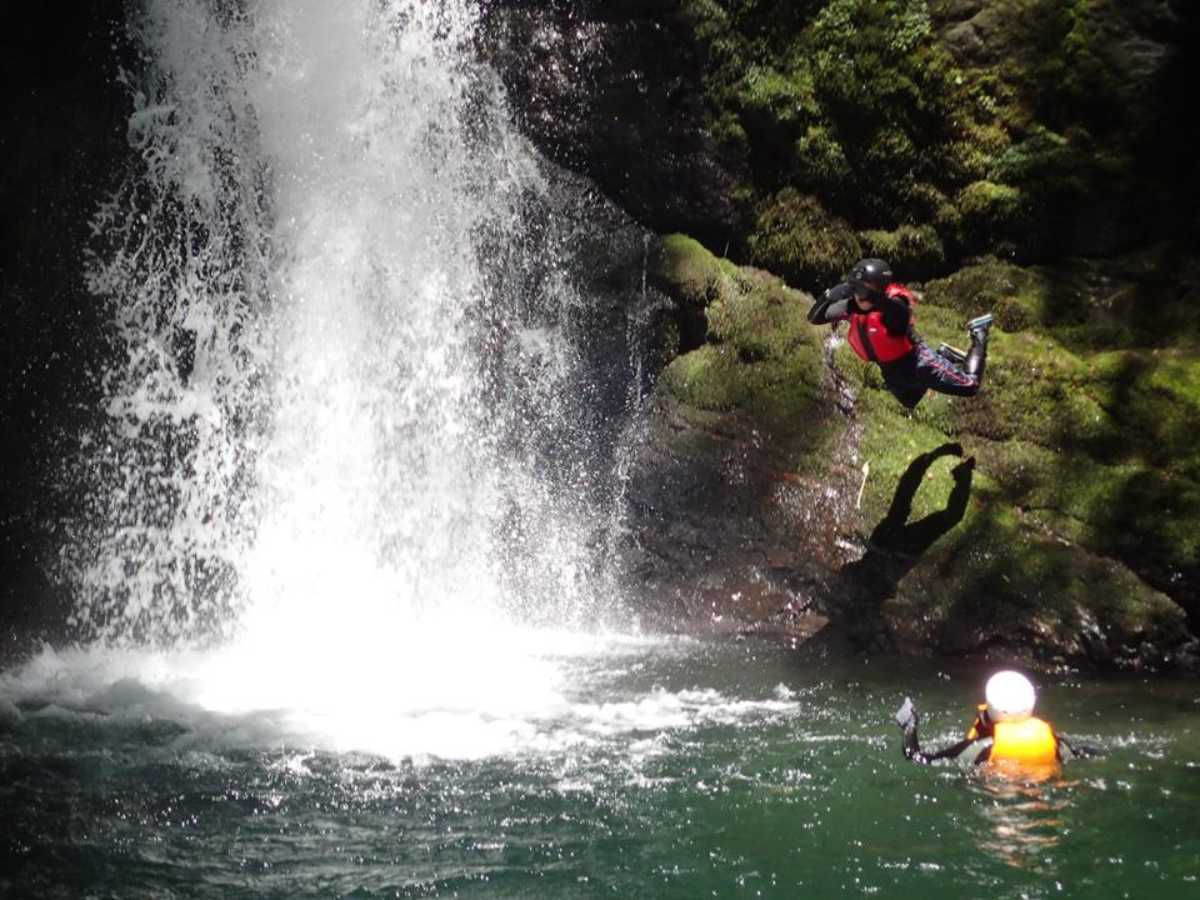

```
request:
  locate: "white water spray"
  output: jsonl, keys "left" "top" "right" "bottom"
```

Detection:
{"left": 38, "top": 0, "right": 658, "bottom": 756}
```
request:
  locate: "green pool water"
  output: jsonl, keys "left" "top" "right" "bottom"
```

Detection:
{"left": 2, "top": 638, "right": 1197, "bottom": 898}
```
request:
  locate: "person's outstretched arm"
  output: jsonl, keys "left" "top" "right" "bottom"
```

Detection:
{"left": 808, "top": 282, "right": 855, "bottom": 324}
{"left": 1057, "top": 733, "right": 1105, "bottom": 760}
{"left": 896, "top": 698, "right": 980, "bottom": 765}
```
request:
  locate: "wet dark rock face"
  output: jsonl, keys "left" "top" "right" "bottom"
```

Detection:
{"left": 476, "top": 1, "right": 752, "bottom": 251}
{"left": 616, "top": 391, "right": 847, "bottom": 644}
{"left": 2, "top": 2, "right": 130, "bottom": 660}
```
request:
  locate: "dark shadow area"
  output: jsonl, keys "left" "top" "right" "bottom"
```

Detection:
{"left": 869, "top": 443, "right": 975, "bottom": 556}
{"left": 2, "top": 1, "right": 131, "bottom": 661}
{"left": 1040, "top": 348, "right": 1200, "bottom": 635}
{"left": 1092, "top": 471, "right": 1200, "bottom": 635}
{"left": 933, "top": 499, "right": 1198, "bottom": 673}
{"left": 834, "top": 443, "right": 974, "bottom": 650}
{"left": 1036, "top": 251, "right": 1200, "bottom": 358}
{"left": 1135, "top": 0, "right": 1200, "bottom": 246}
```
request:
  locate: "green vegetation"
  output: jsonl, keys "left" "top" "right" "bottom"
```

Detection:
{"left": 628, "top": 2, "right": 1196, "bottom": 666}
{"left": 651, "top": 240, "right": 1196, "bottom": 667}
{"left": 673, "top": 0, "right": 1189, "bottom": 270}
{"left": 746, "top": 188, "right": 860, "bottom": 286}
{"left": 653, "top": 236, "right": 845, "bottom": 469}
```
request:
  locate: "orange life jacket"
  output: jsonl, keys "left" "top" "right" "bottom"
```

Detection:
{"left": 990, "top": 716, "right": 1058, "bottom": 765}
{"left": 846, "top": 284, "right": 916, "bottom": 364}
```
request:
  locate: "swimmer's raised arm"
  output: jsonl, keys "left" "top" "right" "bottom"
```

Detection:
{"left": 895, "top": 697, "right": 981, "bottom": 765}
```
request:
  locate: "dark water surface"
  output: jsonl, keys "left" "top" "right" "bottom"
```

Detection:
{"left": 2, "top": 639, "right": 1198, "bottom": 898}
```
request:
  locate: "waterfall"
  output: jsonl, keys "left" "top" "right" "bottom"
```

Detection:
{"left": 62, "top": 0, "right": 642, "bottom": 706}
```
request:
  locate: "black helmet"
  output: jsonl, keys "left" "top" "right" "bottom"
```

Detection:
{"left": 848, "top": 258, "right": 892, "bottom": 295}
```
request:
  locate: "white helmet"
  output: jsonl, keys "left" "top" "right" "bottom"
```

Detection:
{"left": 985, "top": 670, "right": 1036, "bottom": 722}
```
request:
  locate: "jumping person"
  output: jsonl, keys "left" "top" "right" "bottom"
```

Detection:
{"left": 894, "top": 670, "right": 1098, "bottom": 771}
{"left": 807, "top": 258, "right": 994, "bottom": 410}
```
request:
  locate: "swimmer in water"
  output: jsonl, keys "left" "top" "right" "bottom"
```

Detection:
{"left": 894, "top": 670, "right": 1100, "bottom": 768}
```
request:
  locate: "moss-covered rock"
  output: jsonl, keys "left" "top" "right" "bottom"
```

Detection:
{"left": 649, "top": 233, "right": 740, "bottom": 356}
{"left": 747, "top": 188, "right": 861, "bottom": 286}
{"left": 630, "top": 240, "right": 1198, "bottom": 671}
{"left": 478, "top": 1, "right": 1200, "bottom": 668}
{"left": 955, "top": 180, "right": 1028, "bottom": 255}
{"left": 857, "top": 224, "right": 946, "bottom": 278}
{"left": 860, "top": 254, "right": 1199, "bottom": 645}
{"left": 484, "top": 0, "right": 1197, "bottom": 267}
{"left": 653, "top": 234, "right": 838, "bottom": 458}
{"left": 651, "top": 233, "right": 738, "bottom": 309}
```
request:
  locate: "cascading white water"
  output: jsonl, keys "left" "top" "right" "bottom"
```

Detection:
{"left": 74, "top": 0, "right": 274, "bottom": 643}
{"left": 46, "top": 0, "right": 652, "bottom": 757}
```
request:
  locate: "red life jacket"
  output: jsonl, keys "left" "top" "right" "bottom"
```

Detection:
{"left": 846, "top": 284, "right": 916, "bottom": 364}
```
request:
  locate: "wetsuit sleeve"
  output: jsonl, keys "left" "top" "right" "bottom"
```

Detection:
{"left": 1056, "top": 733, "right": 1104, "bottom": 760}
{"left": 807, "top": 282, "right": 854, "bottom": 324}
{"left": 903, "top": 733, "right": 981, "bottom": 765}
{"left": 897, "top": 699, "right": 987, "bottom": 765}
{"left": 877, "top": 291, "right": 912, "bottom": 335}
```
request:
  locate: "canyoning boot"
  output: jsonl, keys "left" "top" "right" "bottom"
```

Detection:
{"left": 967, "top": 313, "right": 994, "bottom": 343}
{"left": 965, "top": 313, "right": 993, "bottom": 379}
{"left": 937, "top": 343, "right": 968, "bottom": 367}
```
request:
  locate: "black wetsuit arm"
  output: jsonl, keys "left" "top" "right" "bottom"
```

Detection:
{"left": 1057, "top": 733, "right": 1104, "bottom": 759}
{"left": 903, "top": 732, "right": 980, "bottom": 765}
{"left": 808, "top": 282, "right": 854, "bottom": 324}
{"left": 897, "top": 699, "right": 988, "bottom": 765}
{"left": 877, "top": 291, "right": 912, "bottom": 335}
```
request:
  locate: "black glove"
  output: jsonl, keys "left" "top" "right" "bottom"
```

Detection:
{"left": 826, "top": 282, "right": 855, "bottom": 303}
{"left": 808, "top": 282, "right": 855, "bottom": 324}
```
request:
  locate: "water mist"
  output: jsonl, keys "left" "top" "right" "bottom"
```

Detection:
{"left": 42, "top": 0, "right": 649, "bottom": 758}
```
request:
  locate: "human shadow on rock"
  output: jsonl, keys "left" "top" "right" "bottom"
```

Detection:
{"left": 835, "top": 442, "right": 974, "bottom": 651}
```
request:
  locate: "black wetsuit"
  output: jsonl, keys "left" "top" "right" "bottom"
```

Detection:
{"left": 900, "top": 705, "right": 998, "bottom": 766}
{"left": 897, "top": 702, "right": 1097, "bottom": 766}
{"left": 808, "top": 282, "right": 987, "bottom": 410}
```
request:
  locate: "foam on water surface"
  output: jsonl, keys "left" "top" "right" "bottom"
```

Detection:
{"left": 0, "top": 635, "right": 805, "bottom": 763}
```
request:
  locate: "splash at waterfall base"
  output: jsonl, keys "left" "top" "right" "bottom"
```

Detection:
{"left": 620, "top": 236, "right": 1198, "bottom": 674}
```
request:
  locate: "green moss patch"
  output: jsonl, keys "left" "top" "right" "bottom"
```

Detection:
{"left": 651, "top": 233, "right": 738, "bottom": 309}
{"left": 646, "top": 234, "right": 1197, "bottom": 662}
{"left": 857, "top": 224, "right": 946, "bottom": 278}
{"left": 746, "top": 188, "right": 861, "bottom": 286}
{"left": 655, "top": 235, "right": 845, "bottom": 469}
{"left": 669, "top": 0, "right": 1188, "bottom": 263}
{"left": 826, "top": 252, "right": 1197, "bottom": 650}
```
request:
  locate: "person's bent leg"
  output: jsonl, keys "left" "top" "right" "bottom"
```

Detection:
{"left": 913, "top": 341, "right": 980, "bottom": 397}
{"left": 965, "top": 337, "right": 987, "bottom": 382}
{"left": 881, "top": 355, "right": 929, "bottom": 409}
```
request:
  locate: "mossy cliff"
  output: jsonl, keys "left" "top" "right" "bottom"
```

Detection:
{"left": 624, "top": 235, "right": 1197, "bottom": 671}
{"left": 686, "top": 0, "right": 1196, "bottom": 273}
{"left": 4, "top": 2, "right": 1192, "bottom": 670}
{"left": 482, "top": 0, "right": 1197, "bottom": 278}
{"left": 480, "top": 1, "right": 1200, "bottom": 669}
